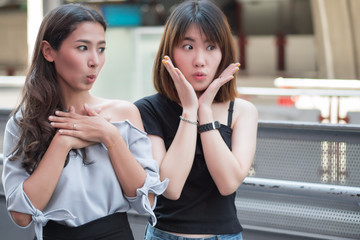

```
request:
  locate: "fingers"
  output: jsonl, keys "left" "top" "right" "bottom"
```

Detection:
{"left": 49, "top": 119, "right": 77, "bottom": 131}
{"left": 218, "top": 63, "right": 240, "bottom": 79}
{"left": 49, "top": 108, "right": 79, "bottom": 130}
{"left": 84, "top": 103, "right": 99, "bottom": 117}
{"left": 162, "top": 56, "right": 181, "bottom": 80}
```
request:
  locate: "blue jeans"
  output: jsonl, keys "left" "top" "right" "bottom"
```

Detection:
{"left": 144, "top": 223, "right": 243, "bottom": 240}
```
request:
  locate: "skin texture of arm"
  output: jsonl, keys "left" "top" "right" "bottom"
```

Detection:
{"left": 199, "top": 99, "right": 258, "bottom": 196}
{"left": 149, "top": 57, "right": 199, "bottom": 200}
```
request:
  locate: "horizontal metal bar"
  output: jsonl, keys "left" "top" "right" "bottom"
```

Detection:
{"left": 237, "top": 87, "right": 360, "bottom": 97}
{"left": 274, "top": 77, "right": 360, "bottom": 89}
{"left": 241, "top": 177, "right": 360, "bottom": 201}
{"left": 258, "top": 120, "right": 360, "bottom": 133}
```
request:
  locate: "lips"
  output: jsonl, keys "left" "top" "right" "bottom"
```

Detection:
{"left": 193, "top": 72, "right": 206, "bottom": 81}
{"left": 87, "top": 74, "right": 96, "bottom": 83}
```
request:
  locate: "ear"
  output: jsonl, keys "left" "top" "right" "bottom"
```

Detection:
{"left": 41, "top": 40, "right": 55, "bottom": 62}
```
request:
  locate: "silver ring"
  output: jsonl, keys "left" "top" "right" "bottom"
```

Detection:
{"left": 73, "top": 123, "right": 77, "bottom": 130}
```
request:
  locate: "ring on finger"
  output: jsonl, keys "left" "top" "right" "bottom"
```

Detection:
{"left": 73, "top": 123, "right": 77, "bottom": 130}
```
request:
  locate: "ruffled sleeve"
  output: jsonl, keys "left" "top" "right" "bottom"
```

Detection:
{"left": 120, "top": 121, "right": 168, "bottom": 225}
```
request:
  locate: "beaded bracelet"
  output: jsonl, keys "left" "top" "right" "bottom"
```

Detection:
{"left": 179, "top": 115, "right": 198, "bottom": 125}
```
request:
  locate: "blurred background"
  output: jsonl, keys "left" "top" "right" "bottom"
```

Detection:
{"left": 1, "top": 0, "right": 359, "bottom": 124}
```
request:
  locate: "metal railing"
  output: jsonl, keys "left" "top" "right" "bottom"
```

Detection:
{"left": 0, "top": 110, "right": 360, "bottom": 239}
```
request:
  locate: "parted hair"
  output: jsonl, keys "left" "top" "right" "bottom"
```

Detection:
{"left": 9, "top": 4, "right": 107, "bottom": 174}
{"left": 153, "top": 0, "right": 239, "bottom": 103}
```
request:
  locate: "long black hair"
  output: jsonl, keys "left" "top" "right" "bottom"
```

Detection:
{"left": 10, "top": 4, "right": 107, "bottom": 174}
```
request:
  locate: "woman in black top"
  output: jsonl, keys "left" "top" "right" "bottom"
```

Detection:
{"left": 135, "top": 0, "right": 258, "bottom": 239}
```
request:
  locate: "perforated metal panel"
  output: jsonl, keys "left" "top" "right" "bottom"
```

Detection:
{"left": 251, "top": 122, "right": 360, "bottom": 186}
{"left": 239, "top": 121, "right": 360, "bottom": 239}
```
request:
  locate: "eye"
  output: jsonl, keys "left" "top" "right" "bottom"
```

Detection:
{"left": 98, "top": 47, "right": 106, "bottom": 53}
{"left": 78, "top": 46, "right": 87, "bottom": 51}
{"left": 183, "top": 44, "right": 193, "bottom": 50}
{"left": 207, "top": 45, "right": 216, "bottom": 51}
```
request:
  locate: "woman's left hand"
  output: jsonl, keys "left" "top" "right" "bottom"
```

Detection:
{"left": 49, "top": 104, "right": 116, "bottom": 144}
{"left": 198, "top": 63, "right": 240, "bottom": 108}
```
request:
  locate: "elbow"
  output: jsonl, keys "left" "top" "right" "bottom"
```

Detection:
{"left": 10, "top": 211, "right": 32, "bottom": 227}
{"left": 218, "top": 186, "right": 238, "bottom": 196}
{"left": 217, "top": 180, "right": 242, "bottom": 196}
{"left": 163, "top": 186, "right": 182, "bottom": 201}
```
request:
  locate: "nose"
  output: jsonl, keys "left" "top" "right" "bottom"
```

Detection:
{"left": 88, "top": 50, "right": 100, "bottom": 68}
{"left": 193, "top": 49, "right": 205, "bottom": 68}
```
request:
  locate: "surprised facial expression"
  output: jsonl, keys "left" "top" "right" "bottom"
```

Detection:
{"left": 51, "top": 22, "right": 106, "bottom": 93}
{"left": 172, "top": 24, "right": 222, "bottom": 94}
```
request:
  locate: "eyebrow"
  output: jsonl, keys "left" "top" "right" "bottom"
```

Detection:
{"left": 183, "top": 37, "right": 195, "bottom": 42}
{"left": 76, "top": 39, "right": 106, "bottom": 44}
{"left": 183, "top": 36, "right": 212, "bottom": 45}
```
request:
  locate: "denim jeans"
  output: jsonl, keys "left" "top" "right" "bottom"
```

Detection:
{"left": 144, "top": 223, "right": 243, "bottom": 240}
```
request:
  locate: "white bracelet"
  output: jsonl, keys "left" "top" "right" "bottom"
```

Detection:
{"left": 179, "top": 115, "right": 198, "bottom": 125}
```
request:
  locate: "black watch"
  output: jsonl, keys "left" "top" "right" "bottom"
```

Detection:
{"left": 197, "top": 121, "right": 220, "bottom": 133}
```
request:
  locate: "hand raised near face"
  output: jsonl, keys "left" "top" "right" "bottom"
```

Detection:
{"left": 198, "top": 63, "right": 240, "bottom": 109}
{"left": 162, "top": 56, "right": 198, "bottom": 113}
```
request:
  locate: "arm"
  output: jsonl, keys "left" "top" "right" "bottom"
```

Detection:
{"left": 105, "top": 104, "right": 150, "bottom": 199}
{"left": 150, "top": 56, "right": 198, "bottom": 200}
{"left": 148, "top": 114, "right": 198, "bottom": 200}
{"left": 3, "top": 111, "right": 91, "bottom": 227}
{"left": 199, "top": 100, "right": 258, "bottom": 196}
{"left": 197, "top": 62, "right": 257, "bottom": 195}
{"left": 11, "top": 133, "right": 71, "bottom": 226}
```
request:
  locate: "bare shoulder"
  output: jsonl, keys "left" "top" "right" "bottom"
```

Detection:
{"left": 234, "top": 98, "right": 258, "bottom": 114}
{"left": 95, "top": 98, "right": 143, "bottom": 129}
{"left": 233, "top": 98, "right": 258, "bottom": 124}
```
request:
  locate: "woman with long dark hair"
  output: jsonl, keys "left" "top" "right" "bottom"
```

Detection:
{"left": 2, "top": 4, "right": 167, "bottom": 240}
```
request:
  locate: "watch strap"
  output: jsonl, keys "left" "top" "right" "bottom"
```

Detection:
{"left": 197, "top": 121, "right": 220, "bottom": 133}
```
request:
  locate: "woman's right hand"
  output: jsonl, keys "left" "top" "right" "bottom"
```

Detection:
{"left": 162, "top": 56, "right": 198, "bottom": 112}
{"left": 50, "top": 106, "right": 95, "bottom": 150}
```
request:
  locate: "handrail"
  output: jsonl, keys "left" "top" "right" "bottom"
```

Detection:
{"left": 238, "top": 86, "right": 360, "bottom": 97}
{"left": 241, "top": 177, "right": 360, "bottom": 203}
{"left": 258, "top": 120, "right": 360, "bottom": 133}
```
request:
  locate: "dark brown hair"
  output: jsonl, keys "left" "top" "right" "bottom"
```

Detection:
{"left": 10, "top": 4, "right": 107, "bottom": 174}
{"left": 153, "top": 0, "right": 239, "bottom": 103}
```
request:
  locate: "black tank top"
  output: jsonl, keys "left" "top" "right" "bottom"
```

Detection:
{"left": 135, "top": 94, "right": 242, "bottom": 235}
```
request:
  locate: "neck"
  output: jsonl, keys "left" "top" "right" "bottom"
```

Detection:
{"left": 62, "top": 92, "right": 93, "bottom": 114}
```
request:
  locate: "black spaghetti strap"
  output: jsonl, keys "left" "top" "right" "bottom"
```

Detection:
{"left": 227, "top": 101, "right": 234, "bottom": 127}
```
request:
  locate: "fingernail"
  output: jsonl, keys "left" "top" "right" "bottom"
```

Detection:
{"left": 49, "top": 116, "right": 53, "bottom": 120}
{"left": 162, "top": 60, "right": 167, "bottom": 65}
